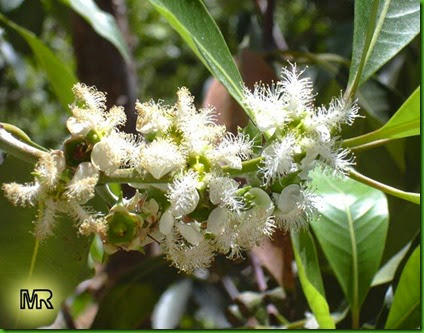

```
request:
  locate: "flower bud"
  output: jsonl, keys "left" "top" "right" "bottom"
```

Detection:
{"left": 247, "top": 187, "right": 274, "bottom": 215}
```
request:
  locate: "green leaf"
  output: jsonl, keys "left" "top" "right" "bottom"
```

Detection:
{"left": 62, "top": 0, "right": 130, "bottom": 62}
{"left": 310, "top": 169, "right": 389, "bottom": 326}
{"left": 147, "top": 0, "right": 253, "bottom": 120}
{"left": 371, "top": 242, "right": 411, "bottom": 287}
{"left": 370, "top": 86, "right": 420, "bottom": 139}
{"left": 0, "top": 13, "right": 77, "bottom": 110}
{"left": 348, "top": 0, "right": 420, "bottom": 91}
{"left": 291, "top": 229, "right": 335, "bottom": 329}
{"left": 385, "top": 246, "right": 420, "bottom": 329}
{"left": 0, "top": 156, "right": 91, "bottom": 328}
{"left": 344, "top": 87, "right": 420, "bottom": 147}
{"left": 344, "top": 86, "right": 419, "bottom": 148}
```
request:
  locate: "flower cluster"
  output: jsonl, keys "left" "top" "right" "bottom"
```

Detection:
{"left": 2, "top": 64, "right": 359, "bottom": 273}
{"left": 244, "top": 64, "right": 359, "bottom": 231}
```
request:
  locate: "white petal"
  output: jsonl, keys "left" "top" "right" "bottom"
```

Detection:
{"left": 207, "top": 207, "right": 229, "bottom": 235}
{"left": 91, "top": 141, "right": 119, "bottom": 174}
{"left": 176, "top": 222, "right": 203, "bottom": 245}
{"left": 277, "top": 184, "right": 301, "bottom": 214}
{"left": 66, "top": 117, "right": 92, "bottom": 136}
{"left": 72, "top": 162, "right": 99, "bottom": 182}
{"left": 248, "top": 187, "right": 274, "bottom": 215}
{"left": 159, "top": 210, "right": 175, "bottom": 236}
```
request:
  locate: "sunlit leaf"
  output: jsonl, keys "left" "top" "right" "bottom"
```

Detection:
{"left": 344, "top": 87, "right": 420, "bottom": 147}
{"left": 349, "top": 0, "right": 420, "bottom": 87}
{"left": 147, "top": 0, "right": 254, "bottom": 120}
{"left": 310, "top": 169, "right": 389, "bottom": 324}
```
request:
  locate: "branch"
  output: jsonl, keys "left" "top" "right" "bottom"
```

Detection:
{"left": 348, "top": 168, "right": 420, "bottom": 205}
{"left": 0, "top": 127, "right": 46, "bottom": 164}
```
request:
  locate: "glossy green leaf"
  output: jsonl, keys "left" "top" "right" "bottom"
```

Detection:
{"left": 385, "top": 246, "right": 420, "bottom": 329}
{"left": 371, "top": 242, "right": 411, "bottom": 286}
{"left": 147, "top": 0, "right": 253, "bottom": 120}
{"left": 291, "top": 229, "right": 335, "bottom": 329}
{"left": 310, "top": 170, "right": 389, "bottom": 324}
{"left": 0, "top": 14, "right": 77, "bottom": 110}
{"left": 62, "top": 0, "right": 130, "bottom": 62}
{"left": 349, "top": 0, "right": 420, "bottom": 88}
{"left": 344, "top": 87, "right": 420, "bottom": 147}
{"left": 0, "top": 156, "right": 91, "bottom": 328}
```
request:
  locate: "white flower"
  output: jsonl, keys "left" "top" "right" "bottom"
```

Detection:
{"left": 300, "top": 137, "right": 354, "bottom": 176}
{"left": 279, "top": 64, "right": 314, "bottom": 118}
{"left": 159, "top": 209, "right": 175, "bottom": 235}
{"left": 2, "top": 151, "right": 65, "bottom": 207}
{"left": 235, "top": 206, "right": 276, "bottom": 249}
{"left": 3, "top": 151, "right": 104, "bottom": 240}
{"left": 208, "top": 189, "right": 276, "bottom": 258}
{"left": 176, "top": 221, "right": 204, "bottom": 245}
{"left": 207, "top": 133, "right": 253, "bottom": 169}
{"left": 35, "top": 151, "right": 66, "bottom": 190}
{"left": 275, "top": 184, "right": 317, "bottom": 232}
{"left": 63, "top": 200, "right": 101, "bottom": 226}
{"left": 167, "top": 170, "right": 200, "bottom": 217}
{"left": 91, "top": 131, "right": 138, "bottom": 174}
{"left": 207, "top": 207, "right": 230, "bottom": 235}
{"left": 65, "top": 162, "right": 99, "bottom": 204}
{"left": 79, "top": 216, "right": 108, "bottom": 239}
{"left": 319, "top": 143, "right": 355, "bottom": 175}
{"left": 261, "top": 134, "right": 297, "bottom": 185}
{"left": 243, "top": 82, "right": 287, "bottom": 132}
{"left": 135, "top": 99, "right": 173, "bottom": 135}
{"left": 207, "top": 207, "right": 241, "bottom": 258}
{"left": 175, "top": 88, "right": 225, "bottom": 154}
{"left": 175, "top": 86, "right": 196, "bottom": 119}
{"left": 243, "top": 64, "right": 315, "bottom": 132}
{"left": 67, "top": 83, "right": 126, "bottom": 136}
{"left": 208, "top": 176, "right": 244, "bottom": 212}
{"left": 34, "top": 198, "right": 58, "bottom": 240}
{"left": 2, "top": 182, "right": 41, "bottom": 207}
{"left": 315, "top": 95, "right": 360, "bottom": 130}
{"left": 163, "top": 230, "right": 215, "bottom": 273}
{"left": 138, "top": 138, "right": 186, "bottom": 179}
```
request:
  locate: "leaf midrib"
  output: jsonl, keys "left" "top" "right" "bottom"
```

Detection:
{"left": 152, "top": 2, "right": 244, "bottom": 102}
{"left": 322, "top": 178, "right": 359, "bottom": 310}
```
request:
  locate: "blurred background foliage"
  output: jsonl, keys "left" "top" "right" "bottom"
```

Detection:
{"left": 0, "top": 0, "right": 420, "bottom": 329}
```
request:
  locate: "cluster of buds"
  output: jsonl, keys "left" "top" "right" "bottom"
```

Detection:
{"left": 2, "top": 64, "right": 359, "bottom": 272}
